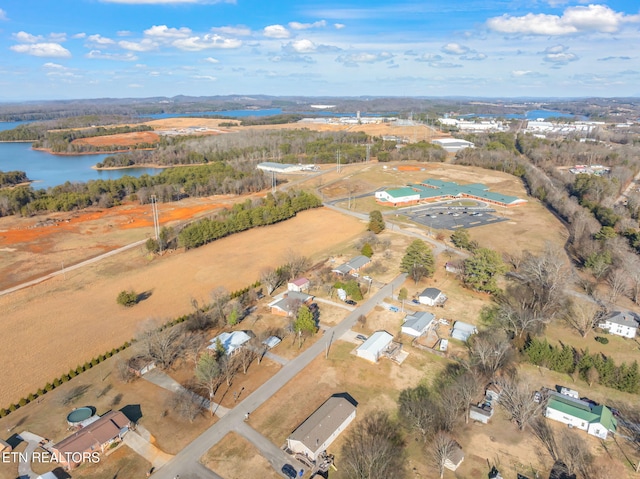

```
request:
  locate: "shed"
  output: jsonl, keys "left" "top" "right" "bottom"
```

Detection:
{"left": 418, "top": 288, "right": 447, "bottom": 306}
{"left": 401, "top": 311, "right": 435, "bottom": 337}
{"left": 444, "top": 442, "right": 464, "bottom": 471}
{"left": 355, "top": 331, "right": 393, "bottom": 363}
{"left": 287, "top": 395, "right": 357, "bottom": 461}
{"left": 262, "top": 336, "right": 281, "bottom": 349}
{"left": 127, "top": 356, "right": 156, "bottom": 377}
{"left": 469, "top": 404, "right": 493, "bottom": 424}
{"left": 451, "top": 321, "right": 477, "bottom": 341}
{"left": 288, "top": 277, "right": 310, "bottom": 292}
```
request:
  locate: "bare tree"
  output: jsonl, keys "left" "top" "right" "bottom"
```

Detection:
{"left": 606, "top": 267, "right": 630, "bottom": 304}
{"left": 286, "top": 253, "right": 311, "bottom": 280}
{"left": 530, "top": 416, "right": 559, "bottom": 462}
{"left": 398, "top": 385, "right": 443, "bottom": 438}
{"left": 450, "top": 372, "right": 481, "bottom": 425}
{"left": 260, "top": 267, "right": 280, "bottom": 295}
{"left": 209, "top": 287, "right": 231, "bottom": 326}
{"left": 563, "top": 299, "right": 604, "bottom": 338}
{"left": 237, "top": 346, "right": 257, "bottom": 374}
{"left": 168, "top": 389, "right": 204, "bottom": 423}
{"left": 430, "top": 431, "right": 458, "bottom": 479}
{"left": 220, "top": 354, "right": 240, "bottom": 387}
{"left": 139, "top": 326, "right": 186, "bottom": 369}
{"left": 496, "top": 375, "right": 544, "bottom": 431}
{"left": 561, "top": 431, "right": 593, "bottom": 479}
{"left": 467, "top": 330, "right": 515, "bottom": 380}
{"left": 341, "top": 411, "right": 406, "bottom": 479}
{"left": 625, "top": 257, "right": 640, "bottom": 305}
{"left": 195, "top": 352, "right": 223, "bottom": 416}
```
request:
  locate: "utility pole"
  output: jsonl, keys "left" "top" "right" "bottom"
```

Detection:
{"left": 336, "top": 149, "right": 341, "bottom": 173}
{"left": 150, "top": 195, "right": 162, "bottom": 253}
{"left": 271, "top": 171, "right": 277, "bottom": 193}
{"left": 366, "top": 143, "right": 371, "bottom": 163}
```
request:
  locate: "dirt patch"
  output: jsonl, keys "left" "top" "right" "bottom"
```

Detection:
{"left": 202, "top": 432, "right": 280, "bottom": 479}
{"left": 72, "top": 131, "right": 161, "bottom": 148}
{"left": 0, "top": 208, "right": 364, "bottom": 407}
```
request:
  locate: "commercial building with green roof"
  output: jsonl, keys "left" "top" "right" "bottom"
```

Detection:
{"left": 374, "top": 178, "right": 526, "bottom": 207}
{"left": 544, "top": 391, "right": 617, "bottom": 439}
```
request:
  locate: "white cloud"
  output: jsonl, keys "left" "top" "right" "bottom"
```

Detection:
{"left": 43, "top": 62, "right": 67, "bottom": 70}
{"left": 263, "top": 25, "right": 290, "bottom": 39}
{"left": 172, "top": 34, "right": 242, "bottom": 50}
{"left": 144, "top": 25, "right": 192, "bottom": 38}
{"left": 49, "top": 33, "right": 67, "bottom": 43}
{"left": 511, "top": 70, "right": 546, "bottom": 78}
{"left": 544, "top": 44, "right": 566, "bottom": 54}
{"left": 336, "top": 51, "right": 393, "bottom": 66}
{"left": 288, "top": 39, "right": 317, "bottom": 53}
{"left": 128, "top": 83, "right": 143, "bottom": 88}
{"left": 86, "top": 50, "right": 138, "bottom": 61}
{"left": 192, "top": 75, "right": 217, "bottom": 80}
{"left": 544, "top": 52, "right": 578, "bottom": 64}
{"left": 334, "top": 23, "right": 345, "bottom": 29}
{"left": 487, "top": 5, "right": 640, "bottom": 35}
{"left": 88, "top": 34, "right": 115, "bottom": 45}
{"left": 289, "top": 20, "right": 326, "bottom": 30}
{"left": 460, "top": 53, "right": 486, "bottom": 61}
{"left": 415, "top": 53, "right": 442, "bottom": 62}
{"left": 14, "top": 31, "right": 44, "bottom": 43}
{"left": 72, "top": 33, "right": 87, "bottom": 39}
{"left": 211, "top": 25, "right": 251, "bottom": 36}
{"left": 0, "top": 8, "right": 7, "bottom": 21}
{"left": 441, "top": 43, "right": 470, "bottom": 55}
{"left": 204, "top": 56, "right": 219, "bottom": 63}
{"left": 119, "top": 39, "right": 158, "bottom": 51}
{"left": 117, "top": 30, "right": 132, "bottom": 37}
{"left": 10, "top": 43, "right": 71, "bottom": 58}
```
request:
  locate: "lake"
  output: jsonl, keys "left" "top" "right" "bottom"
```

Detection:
{"left": 0, "top": 142, "right": 159, "bottom": 190}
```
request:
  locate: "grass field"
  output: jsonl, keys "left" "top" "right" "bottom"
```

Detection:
{"left": 201, "top": 432, "right": 280, "bottom": 479}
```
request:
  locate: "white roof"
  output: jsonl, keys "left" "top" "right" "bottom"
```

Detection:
{"left": 402, "top": 311, "right": 434, "bottom": 333}
{"left": 262, "top": 336, "right": 281, "bottom": 349}
{"left": 357, "top": 331, "right": 393, "bottom": 355}
{"left": 208, "top": 331, "right": 252, "bottom": 356}
{"left": 37, "top": 474, "right": 59, "bottom": 479}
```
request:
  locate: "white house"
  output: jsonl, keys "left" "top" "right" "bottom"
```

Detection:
{"left": 544, "top": 391, "right": 617, "bottom": 439}
{"left": 288, "top": 277, "right": 310, "bottom": 292}
{"left": 598, "top": 311, "right": 639, "bottom": 338}
{"left": 401, "top": 311, "right": 435, "bottom": 337}
{"left": 444, "top": 442, "right": 465, "bottom": 471}
{"left": 207, "top": 331, "right": 253, "bottom": 356}
{"left": 332, "top": 255, "right": 371, "bottom": 276}
{"left": 355, "top": 331, "right": 394, "bottom": 363}
{"left": 418, "top": 287, "right": 447, "bottom": 306}
{"left": 287, "top": 395, "right": 357, "bottom": 461}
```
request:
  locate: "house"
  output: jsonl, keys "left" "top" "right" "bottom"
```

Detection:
{"left": 51, "top": 410, "right": 130, "bottom": 470}
{"left": 127, "top": 356, "right": 156, "bottom": 377}
{"left": 444, "top": 441, "right": 465, "bottom": 471}
{"left": 401, "top": 311, "right": 435, "bottom": 337}
{"left": 207, "top": 331, "right": 253, "bottom": 356}
{"left": 598, "top": 311, "right": 639, "bottom": 338}
{"left": 469, "top": 404, "right": 493, "bottom": 424}
{"left": 418, "top": 287, "right": 447, "bottom": 306}
{"left": 331, "top": 255, "right": 371, "bottom": 276}
{"left": 287, "top": 394, "right": 357, "bottom": 461}
{"left": 451, "top": 321, "right": 477, "bottom": 341}
{"left": 544, "top": 391, "right": 617, "bottom": 439}
{"left": 355, "top": 331, "right": 394, "bottom": 363}
{"left": 269, "top": 291, "right": 314, "bottom": 316}
{"left": 288, "top": 277, "right": 310, "bottom": 292}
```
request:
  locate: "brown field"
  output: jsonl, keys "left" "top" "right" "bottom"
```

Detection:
{"left": 0, "top": 196, "right": 231, "bottom": 290}
{"left": 72, "top": 130, "right": 160, "bottom": 148}
{"left": 201, "top": 433, "right": 280, "bottom": 479}
{"left": 0, "top": 207, "right": 365, "bottom": 407}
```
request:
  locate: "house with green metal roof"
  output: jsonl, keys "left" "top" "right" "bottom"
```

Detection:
{"left": 544, "top": 391, "right": 617, "bottom": 439}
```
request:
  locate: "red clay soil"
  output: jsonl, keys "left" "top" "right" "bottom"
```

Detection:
{"left": 72, "top": 131, "right": 160, "bottom": 147}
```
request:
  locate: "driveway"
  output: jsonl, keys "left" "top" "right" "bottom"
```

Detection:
{"left": 123, "top": 429, "right": 174, "bottom": 469}
{"left": 17, "top": 431, "right": 44, "bottom": 479}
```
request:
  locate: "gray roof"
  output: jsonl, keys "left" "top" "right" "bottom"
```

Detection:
{"left": 604, "top": 311, "right": 639, "bottom": 328}
{"left": 357, "top": 331, "right": 393, "bottom": 356}
{"left": 420, "top": 287, "right": 442, "bottom": 299}
{"left": 453, "top": 321, "right": 477, "bottom": 333}
{"left": 332, "top": 264, "right": 352, "bottom": 275}
{"left": 270, "top": 291, "right": 314, "bottom": 313}
{"left": 289, "top": 396, "right": 356, "bottom": 453}
{"left": 403, "top": 311, "right": 435, "bottom": 332}
{"left": 347, "top": 255, "right": 371, "bottom": 270}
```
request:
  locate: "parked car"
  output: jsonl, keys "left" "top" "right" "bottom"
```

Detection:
{"left": 281, "top": 464, "right": 297, "bottom": 479}
{"left": 355, "top": 334, "right": 368, "bottom": 341}
{"left": 411, "top": 299, "right": 420, "bottom": 305}
{"left": 389, "top": 306, "right": 399, "bottom": 312}
{"left": 363, "top": 275, "right": 372, "bottom": 281}
{"left": 345, "top": 299, "right": 357, "bottom": 306}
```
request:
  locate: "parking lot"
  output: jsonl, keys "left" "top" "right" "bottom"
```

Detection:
{"left": 402, "top": 203, "right": 508, "bottom": 230}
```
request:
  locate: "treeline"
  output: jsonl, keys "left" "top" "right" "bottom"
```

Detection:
{"left": 178, "top": 190, "right": 321, "bottom": 249}
{"left": 239, "top": 114, "right": 304, "bottom": 126}
{"left": 30, "top": 124, "right": 155, "bottom": 153}
{"left": 375, "top": 140, "right": 447, "bottom": 163}
{"left": 524, "top": 338, "right": 640, "bottom": 394}
{"left": 0, "top": 170, "right": 29, "bottom": 188}
{"left": 0, "top": 162, "right": 269, "bottom": 217}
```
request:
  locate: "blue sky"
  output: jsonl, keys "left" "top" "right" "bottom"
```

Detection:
{"left": 0, "top": 0, "right": 639, "bottom": 101}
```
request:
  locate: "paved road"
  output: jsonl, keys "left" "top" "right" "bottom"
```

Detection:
{"left": 0, "top": 239, "right": 147, "bottom": 297}
{"left": 151, "top": 273, "right": 408, "bottom": 479}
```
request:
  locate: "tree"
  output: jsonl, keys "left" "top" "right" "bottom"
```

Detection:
{"left": 606, "top": 267, "right": 630, "bottom": 304}
{"left": 561, "top": 431, "right": 593, "bottom": 479}
{"left": 563, "top": 299, "right": 604, "bottom": 338}
{"left": 195, "top": 352, "right": 222, "bottom": 416}
{"left": 462, "top": 247, "right": 506, "bottom": 294}
{"left": 293, "top": 305, "right": 317, "bottom": 346}
{"left": 450, "top": 228, "right": 472, "bottom": 250}
{"left": 361, "top": 242, "right": 374, "bottom": 258}
{"left": 467, "top": 330, "right": 515, "bottom": 380}
{"left": 398, "top": 287, "right": 408, "bottom": 309}
{"left": 446, "top": 371, "right": 481, "bottom": 425}
{"left": 167, "top": 389, "right": 203, "bottom": 423}
{"left": 398, "top": 385, "right": 442, "bottom": 437}
{"left": 530, "top": 416, "right": 559, "bottom": 462}
{"left": 116, "top": 289, "right": 138, "bottom": 307}
{"left": 286, "top": 253, "right": 310, "bottom": 280}
{"left": 139, "top": 326, "right": 186, "bottom": 369}
{"left": 400, "top": 240, "right": 435, "bottom": 284}
{"left": 430, "top": 431, "right": 458, "bottom": 479}
{"left": 260, "top": 267, "right": 281, "bottom": 295}
{"left": 237, "top": 344, "right": 257, "bottom": 374}
{"left": 341, "top": 411, "right": 405, "bottom": 479}
{"left": 368, "top": 210, "right": 385, "bottom": 234}
{"left": 209, "top": 286, "right": 231, "bottom": 327}
{"left": 227, "top": 307, "right": 239, "bottom": 326}
{"left": 496, "top": 375, "right": 544, "bottom": 431}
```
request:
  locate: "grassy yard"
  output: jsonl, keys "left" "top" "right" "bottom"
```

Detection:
{"left": 201, "top": 432, "right": 280, "bottom": 479}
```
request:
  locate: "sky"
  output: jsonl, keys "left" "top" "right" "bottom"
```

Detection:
{"left": 0, "top": 0, "right": 639, "bottom": 101}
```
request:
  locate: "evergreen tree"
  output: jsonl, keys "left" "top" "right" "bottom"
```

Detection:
{"left": 400, "top": 240, "right": 435, "bottom": 283}
{"left": 361, "top": 242, "right": 374, "bottom": 258}
{"left": 294, "top": 305, "right": 317, "bottom": 336}
{"left": 462, "top": 248, "right": 506, "bottom": 294}
{"left": 368, "top": 210, "right": 385, "bottom": 234}
{"left": 450, "top": 228, "right": 472, "bottom": 250}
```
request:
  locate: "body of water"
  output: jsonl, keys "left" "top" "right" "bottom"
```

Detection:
{"left": 0, "top": 121, "right": 31, "bottom": 132}
{"left": 0, "top": 142, "right": 159, "bottom": 190}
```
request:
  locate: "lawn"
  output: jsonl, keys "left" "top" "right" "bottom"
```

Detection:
{"left": 201, "top": 432, "right": 280, "bottom": 479}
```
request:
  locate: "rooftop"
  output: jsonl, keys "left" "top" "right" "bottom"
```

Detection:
{"left": 403, "top": 311, "right": 435, "bottom": 332}
{"left": 208, "top": 331, "right": 253, "bottom": 355}
{"left": 420, "top": 287, "right": 442, "bottom": 299}
{"left": 357, "top": 330, "right": 394, "bottom": 355}
{"left": 53, "top": 410, "right": 130, "bottom": 455}
{"left": 603, "top": 311, "right": 639, "bottom": 328}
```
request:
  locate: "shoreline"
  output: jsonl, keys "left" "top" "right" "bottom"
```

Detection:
{"left": 93, "top": 162, "right": 208, "bottom": 171}
{"left": 32, "top": 146, "right": 157, "bottom": 156}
